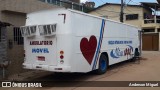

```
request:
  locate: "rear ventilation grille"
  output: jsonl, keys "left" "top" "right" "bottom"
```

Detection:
{"left": 39, "top": 24, "right": 56, "bottom": 36}
{"left": 20, "top": 24, "right": 56, "bottom": 37}
{"left": 20, "top": 25, "right": 37, "bottom": 37}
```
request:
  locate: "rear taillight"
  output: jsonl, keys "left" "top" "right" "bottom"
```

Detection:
{"left": 60, "top": 50, "right": 64, "bottom": 64}
{"left": 60, "top": 55, "right": 64, "bottom": 59}
{"left": 37, "top": 56, "right": 45, "bottom": 61}
{"left": 60, "top": 51, "right": 64, "bottom": 54}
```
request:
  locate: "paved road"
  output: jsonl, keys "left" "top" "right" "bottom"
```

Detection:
{"left": 1, "top": 51, "right": 160, "bottom": 90}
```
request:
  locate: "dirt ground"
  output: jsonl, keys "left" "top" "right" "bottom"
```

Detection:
{"left": 1, "top": 51, "right": 160, "bottom": 90}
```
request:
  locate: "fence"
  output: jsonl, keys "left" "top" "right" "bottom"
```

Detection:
{"left": 13, "top": 27, "right": 23, "bottom": 45}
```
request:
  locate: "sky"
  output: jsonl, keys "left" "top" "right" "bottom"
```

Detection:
{"left": 80, "top": 0, "right": 158, "bottom": 7}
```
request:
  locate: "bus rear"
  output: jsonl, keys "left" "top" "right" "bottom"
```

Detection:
{"left": 21, "top": 24, "right": 59, "bottom": 71}
{"left": 21, "top": 9, "right": 72, "bottom": 72}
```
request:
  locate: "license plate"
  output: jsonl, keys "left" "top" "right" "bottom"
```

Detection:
{"left": 37, "top": 56, "right": 45, "bottom": 61}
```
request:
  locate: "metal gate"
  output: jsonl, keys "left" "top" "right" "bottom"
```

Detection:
{"left": 142, "top": 33, "right": 159, "bottom": 51}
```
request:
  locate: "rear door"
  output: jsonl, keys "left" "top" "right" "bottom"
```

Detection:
{"left": 23, "top": 24, "right": 58, "bottom": 66}
{"left": 26, "top": 38, "right": 57, "bottom": 66}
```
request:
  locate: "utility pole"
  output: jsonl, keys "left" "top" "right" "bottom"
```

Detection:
{"left": 120, "top": 0, "right": 124, "bottom": 22}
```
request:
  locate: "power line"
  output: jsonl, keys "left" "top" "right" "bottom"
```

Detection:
{"left": 123, "top": 0, "right": 144, "bottom": 14}
{"left": 130, "top": 0, "right": 141, "bottom": 5}
{"left": 100, "top": 0, "right": 105, "bottom": 3}
{"left": 126, "top": 0, "right": 131, "bottom": 5}
{"left": 127, "top": 0, "right": 131, "bottom": 4}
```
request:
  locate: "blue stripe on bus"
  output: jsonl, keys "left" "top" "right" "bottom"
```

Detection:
{"left": 92, "top": 19, "right": 105, "bottom": 70}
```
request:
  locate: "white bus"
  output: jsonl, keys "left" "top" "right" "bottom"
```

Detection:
{"left": 21, "top": 8, "right": 141, "bottom": 74}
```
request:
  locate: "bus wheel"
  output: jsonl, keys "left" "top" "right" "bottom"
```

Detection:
{"left": 134, "top": 48, "right": 140, "bottom": 57}
{"left": 95, "top": 54, "right": 108, "bottom": 75}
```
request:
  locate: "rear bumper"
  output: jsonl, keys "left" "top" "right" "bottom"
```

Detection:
{"left": 23, "top": 63, "right": 71, "bottom": 72}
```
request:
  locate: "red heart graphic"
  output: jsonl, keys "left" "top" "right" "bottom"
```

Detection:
{"left": 80, "top": 35, "right": 97, "bottom": 65}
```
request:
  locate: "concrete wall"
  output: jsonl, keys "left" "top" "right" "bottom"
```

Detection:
{"left": 124, "top": 6, "right": 143, "bottom": 28}
{"left": 3, "top": 11, "right": 26, "bottom": 75}
{"left": 0, "top": 0, "right": 60, "bottom": 15}
{"left": 0, "top": 27, "right": 7, "bottom": 63}
{"left": 0, "top": 0, "right": 61, "bottom": 76}
{"left": 0, "top": 27, "right": 7, "bottom": 79}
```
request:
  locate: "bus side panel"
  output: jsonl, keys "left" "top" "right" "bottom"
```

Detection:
{"left": 69, "top": 11, "right": 140, "bottom": 72}
{"left": 103, "top": 21, "right": 139, "bottom": 66}
{"left": 69, "top": 11, "right": 103, "bottom": 72}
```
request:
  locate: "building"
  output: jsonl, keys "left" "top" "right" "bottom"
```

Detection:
{"left": 40, "top": 0, "right": 93, "bottom": 12}
{"left": 0, "top": 0, "right": 60, "bottom": 78}
{"left": 84, "top": 1, "right": 95, "bottom": 8}
{"left": 39, "top": 0, "right": 82, "bottom": 10}
{"left": 40, "top": 0, "right": 80, "bottom": 3}
{"left": 89, "top": 2, "right": 160, "bottom": 51}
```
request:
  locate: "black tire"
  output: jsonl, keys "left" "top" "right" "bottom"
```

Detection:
{"left": 131, "top": 48, "right": 140, "bottom": 62}
{"left": 95, "top": 54, "right": 108, "bottom": 75}
{"left": 134, "top": 48, "right": 140, "bottom": 57}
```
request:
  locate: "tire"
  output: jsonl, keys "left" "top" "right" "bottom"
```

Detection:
{"left": 95, "top": 54, "right": 108, "bottom": 75}
{"left": 131, "top": 48, "right": 140, "bottom": 62}
{"left": 134, "top": 48, "right": 140, "bottom": 57}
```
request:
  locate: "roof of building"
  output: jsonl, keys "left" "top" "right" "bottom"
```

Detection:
{"left": 141, "top": 2, "right": 160, "bottom": 10}
{"left": 88, "top": 2, "right": 152, "bottom": 13}
{"left": 90, "top": 3, "right": 142, "bottom": 12}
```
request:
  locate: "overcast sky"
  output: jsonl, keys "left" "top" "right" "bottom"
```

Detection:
{"left": 80, "top": 0, "right": 158, "bottom": 7}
